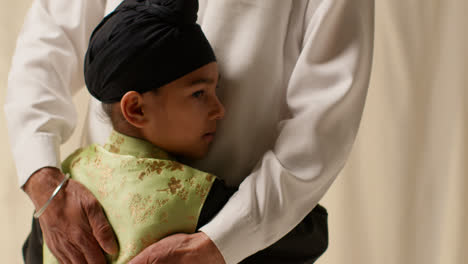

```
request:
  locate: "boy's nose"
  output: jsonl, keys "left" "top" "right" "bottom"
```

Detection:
{"left": 210, "top": 96, "right": 225, "bottom": 120}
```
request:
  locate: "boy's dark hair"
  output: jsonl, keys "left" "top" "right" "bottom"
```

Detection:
{"left": 101, "top": 103, "right": 115, "bottom": 124}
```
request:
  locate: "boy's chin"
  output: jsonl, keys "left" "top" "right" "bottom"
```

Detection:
{"left": 185, "top": 150, "right": 208, "bottom": 160}
{"left": 185, "top": 147, "right": 211, "bottom": 160}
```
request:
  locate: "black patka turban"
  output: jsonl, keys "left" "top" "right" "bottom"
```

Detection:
{"left": 84, "top": 0, "right": 216, "bottom": 103}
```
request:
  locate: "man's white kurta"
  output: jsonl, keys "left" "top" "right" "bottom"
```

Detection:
{"left": 5, "top": 0, "right": 374, "bottom": 263}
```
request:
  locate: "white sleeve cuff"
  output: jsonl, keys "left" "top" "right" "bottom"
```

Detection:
{"left": 13, "top": 134, "right": 61, "bottom": 187}
{"left": 199, "top": 191, "right": 260, "bottom": 264}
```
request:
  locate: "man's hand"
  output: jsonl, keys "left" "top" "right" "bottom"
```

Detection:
{"left": 128, "top": 232, "right": 225, "bottom": 264}
{"left": 23, "top": 167, "right": 118, "bottom": 263}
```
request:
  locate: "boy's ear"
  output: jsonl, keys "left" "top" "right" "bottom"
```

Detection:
{"left": 120, "top": 91, "right": 146, "bottom": 128}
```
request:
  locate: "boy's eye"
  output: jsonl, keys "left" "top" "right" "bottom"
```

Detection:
{"left": 192, "top": 90, "right": 204, "bottom": 98}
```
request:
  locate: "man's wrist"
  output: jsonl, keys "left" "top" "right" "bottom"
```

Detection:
{"left": 194, "top": 232, "right": 226, "bottom": 264}
{"left": 22, "top": 167, "right": 65, "bottom": 209}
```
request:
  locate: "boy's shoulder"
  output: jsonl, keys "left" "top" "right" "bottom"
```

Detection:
{"left": 61, "top": 143, "right": 104, "bottom": 173}
{"left": 61, "top": 143, "right": 217, "bottom": 182}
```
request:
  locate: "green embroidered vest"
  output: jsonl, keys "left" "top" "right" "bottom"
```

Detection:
{"left": 44, "top": 131, "right": 215, "bottom": 263}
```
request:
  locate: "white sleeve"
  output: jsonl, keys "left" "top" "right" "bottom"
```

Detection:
{"left": 199, "top": 1, "right": 375, "bottom": 263}
{"left": 4, "top": 0, "right": 106, "bottom": 187}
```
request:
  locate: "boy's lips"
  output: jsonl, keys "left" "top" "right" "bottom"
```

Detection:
{"left": 202, "top": 132, "right": 216, "bottom": 143}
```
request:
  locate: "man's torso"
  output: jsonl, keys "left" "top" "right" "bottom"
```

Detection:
{"left": 84, "top": 0, "right": 309, "bottom": 186}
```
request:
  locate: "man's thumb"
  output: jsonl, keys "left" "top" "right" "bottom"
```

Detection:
{"left": 88, "top": 201, "right": 119, "bottom": 255}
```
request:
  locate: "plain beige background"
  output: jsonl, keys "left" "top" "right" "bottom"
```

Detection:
{"left": 1, "top": 1, "right": 467, "bottom": 263}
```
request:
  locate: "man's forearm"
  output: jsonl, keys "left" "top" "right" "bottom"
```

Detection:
{"left": 5, "top": 0, "right": 106, "bottom": 187}
{"left": 199, "top": 1, "right": 374, "bottom": 262}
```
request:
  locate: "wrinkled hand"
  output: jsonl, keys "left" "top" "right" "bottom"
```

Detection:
{"left": 23, "top": 167, "right": 118, "bottom": 263}
{"left": 128, "top": 232, "right": 225, "bottom": 264}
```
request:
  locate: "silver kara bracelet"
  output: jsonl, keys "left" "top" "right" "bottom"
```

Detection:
{"left": 33, "top": 173, "right": 71, "bottom": 219}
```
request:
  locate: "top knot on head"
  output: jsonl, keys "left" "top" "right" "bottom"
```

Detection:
{"left": 133, "top": 0, "right": 198, "bottom": 25}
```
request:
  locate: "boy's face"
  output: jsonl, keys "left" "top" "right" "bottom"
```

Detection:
{"left": 140, "top": 62, "right": 225, "bottom": 159}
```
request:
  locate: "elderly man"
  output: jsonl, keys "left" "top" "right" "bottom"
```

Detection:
{"left": 5, "top": 0, "right": 374, "bottom": 263}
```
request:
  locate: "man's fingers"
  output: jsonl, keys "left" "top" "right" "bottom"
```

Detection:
{"left": 76, "top": 234, "right": 108, "bottom": 264}
{"left": 91, "top": 214, "right": 119, "bottom": 255}
{"left": 43, "top": 230, "right": 74, "bottom": 264}
{"left": 85, "top": 198, "right": 119, "bottom": 255}
{"left": 129, "top": 232, "right": 225, "bottom": 264}
{"left": 128, "top": 245, "right": 154, "bottom": 264}
{"left": 53, "top": 242, "right": 79, "bottom": 264}
{"left": 63, "top": 242, "right": 88, "bottom": 264}
{"left": 50, "top": 246, "right": 70, "bottom": 264}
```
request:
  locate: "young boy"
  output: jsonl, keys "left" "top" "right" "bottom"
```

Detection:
{"left": 25, "top": 0, "right": 328, "bottom": 263}
{"left": 41, "top": 0, "right": 231, "bottom": 263}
